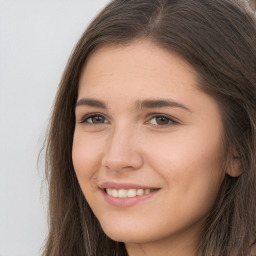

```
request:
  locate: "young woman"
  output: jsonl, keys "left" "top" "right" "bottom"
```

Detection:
{"left": 43, "top": 0, "right": 256, "bottom": 255}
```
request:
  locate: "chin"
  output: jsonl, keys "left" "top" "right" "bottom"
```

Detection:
{"left": 100, "top": 221, "right": 165, "bottom": 244}
{"left": 100, "top": 223, "right": 145, "bottom": 243}
{"left": 101, "top": 225, "right": 138, "bottom": 242}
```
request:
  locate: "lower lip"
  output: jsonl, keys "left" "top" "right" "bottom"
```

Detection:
{"left": 101, "top": 189, "right": 159, "bottom": 207}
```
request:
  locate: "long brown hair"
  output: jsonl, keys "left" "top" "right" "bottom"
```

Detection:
{"left": 43, "top": 0, "right": 256, "bottom": 255}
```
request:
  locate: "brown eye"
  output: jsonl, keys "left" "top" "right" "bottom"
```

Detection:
{"left": 82, "top": 115, "right": 107, "bottom": 124}
{"left": 148, "top": 115, "right": 176, "bottom": 126}
{"left": 155, "top": 116, "right": 171, "bottom": 125}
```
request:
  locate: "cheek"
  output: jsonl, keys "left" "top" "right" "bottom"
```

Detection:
{"left": 72, "top": 132, "right": 103, "bottom": 189}
{"left": 145, "top": 126, "right": 222, "bottom": 168}
{"left": 144, "top": 127, "right": 224, "bottom": 200}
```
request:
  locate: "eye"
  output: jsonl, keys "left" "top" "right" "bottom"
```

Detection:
{"left": 81, "top": 114, "right": 108, "bottom": 124}
{"left": 147, "top": 115, "right": 177, "bottom": 126}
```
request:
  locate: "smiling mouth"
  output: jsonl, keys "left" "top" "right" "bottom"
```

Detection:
{"left": 104, "top": 188, "right": 158, "bottom": 198}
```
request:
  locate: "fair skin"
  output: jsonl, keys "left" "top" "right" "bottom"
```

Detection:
{"left": 72, "top": 40, "right": 227, "bottom": 256}
{"left": 249, "top": 0, "right": 256, "bottom": 11}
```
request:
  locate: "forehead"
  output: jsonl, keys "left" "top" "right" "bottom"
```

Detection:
{"left": 78, "top": 40, "right": 199, "bottom": 95}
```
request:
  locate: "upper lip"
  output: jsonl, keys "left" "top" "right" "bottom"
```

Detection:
{"left": 98, "top": 182, "right": 159, "bottom": 190}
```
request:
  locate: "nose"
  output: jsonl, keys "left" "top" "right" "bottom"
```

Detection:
{"left": 101, "top": 126, "right": 144, "bottom": 172}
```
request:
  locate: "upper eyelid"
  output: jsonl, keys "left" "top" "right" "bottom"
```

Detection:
{"left": 145, "top": 113, "right": 181, "bottom": 123}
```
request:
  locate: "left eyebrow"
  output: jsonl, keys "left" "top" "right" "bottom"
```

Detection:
{"left": 136, "top": 99, "right": 192, "bottom": 112}
{"left": 75, "top": 98, "right": 107, "bottom": 109}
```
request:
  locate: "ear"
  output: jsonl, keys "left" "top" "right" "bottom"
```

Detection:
{"left": 226, "top": 154, "right": 243, "bottom": 177}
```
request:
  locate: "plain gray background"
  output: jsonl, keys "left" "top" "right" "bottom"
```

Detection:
{"left": 0, "top": 1, "right": 109, "bottom": 255}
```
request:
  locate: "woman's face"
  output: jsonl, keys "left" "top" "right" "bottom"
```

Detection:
{"left": 73, "top": 40, "right": 225, "bottom": 254}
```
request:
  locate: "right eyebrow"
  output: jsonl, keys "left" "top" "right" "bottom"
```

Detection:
{"left": 75, "top": 98, "right": 107, "bottom": 109}
{"left": 136, "top": 98, "right": 192, "bottom": 113}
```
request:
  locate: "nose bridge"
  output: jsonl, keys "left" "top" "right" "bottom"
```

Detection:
{"left": 102, "top": 122, "right": 143, "bottom": 171}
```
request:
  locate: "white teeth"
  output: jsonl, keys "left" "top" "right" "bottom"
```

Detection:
{"left": 136, "top": 189, "right": 144, "bottom": 196}
{"left": 127, "top": 189, "right": 137, "bottom": 197}
{"left": 105, "top": 188, "right": 154, "bottom": 198}
{"left": 145, "top": 189, "right": 150, "bottom": 195}
{"left": 112, "top": 189, "right": 118, "bottom": 197}
{"left": 118, "top": 189, "right": 127, "bottom": 198}
{"left": 106, "top": 188, "right": 111, "bottom": 195}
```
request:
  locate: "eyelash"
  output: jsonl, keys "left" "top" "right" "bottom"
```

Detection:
{"left": 146, "top": 114, "right": 178, "bottom": 127}
{"left": 80, "top": 113, "right": 109, "bottom": 125}
{"left": 80, "top": 113, "right": 179, "bottom": 127}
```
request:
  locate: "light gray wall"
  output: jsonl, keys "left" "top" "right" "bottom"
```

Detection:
{"left": 0, "top": 1, "right": 109, "bottom": 255}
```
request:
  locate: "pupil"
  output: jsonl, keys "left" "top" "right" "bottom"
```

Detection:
{"left": 93, "top": 116, "right": 104, "bottom": 123}
{"left": 156, "top": 116, "right": 169, "bottom": 125}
